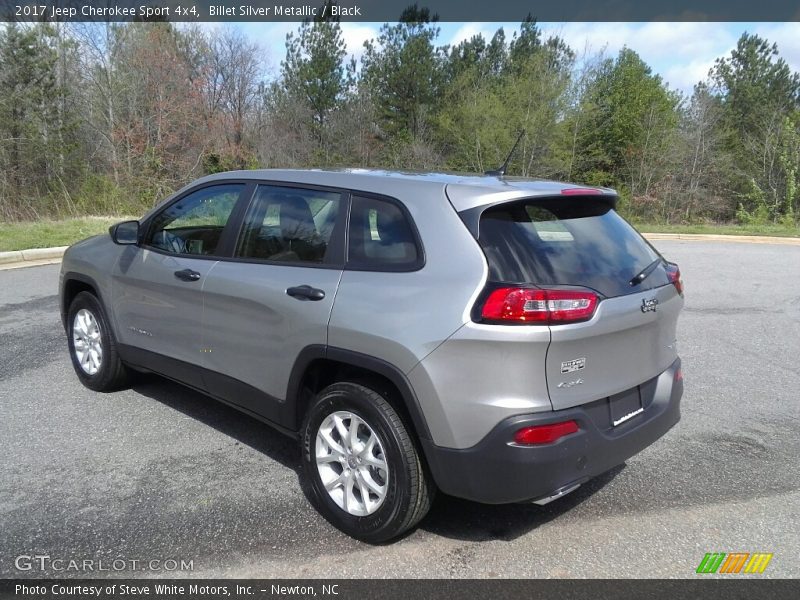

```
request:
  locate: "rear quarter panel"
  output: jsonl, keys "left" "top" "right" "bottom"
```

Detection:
{"left": 407, "top": 322, "right": 552, "bottom": 448}
{"left": 328, "top": 181, "right": 486, "bottom": 374}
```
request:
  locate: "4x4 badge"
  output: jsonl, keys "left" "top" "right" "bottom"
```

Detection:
{"left": 557, "top": 378, "right": 583, "bottom": 389}
{"left": 641, "top": 297, "right": 658, "bottom": 313}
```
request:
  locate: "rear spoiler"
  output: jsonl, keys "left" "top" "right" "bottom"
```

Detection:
{"left": 456, "top": 192, "right": 619, "bottom": 239}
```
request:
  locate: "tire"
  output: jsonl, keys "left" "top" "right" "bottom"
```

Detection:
{"left": 301, "top": 382, "right": 434, "bottom": 543}
{"left": 67, "top": 291, "right": 130, "bottom": 392}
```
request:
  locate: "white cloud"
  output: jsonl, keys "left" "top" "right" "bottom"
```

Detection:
{"left": 753, "top": 22, "right": 800, "bottom": 74}
{"left": 239, "top": 22, "right": 376, "bottom": 66}
{"left": 542, "top": 22, "right": 734, "bottom": 60}
{"left": 340, "top": 23, "right": 378, "bottom": 61}
{"left": 625, "top": 22, "right": 735, "bottom": 61}
{"left": 540, "top": 22, "right": 738, "bottom": 94}
{"left": 539, "top": 22, "right": 626, "bottom": 58}
{"left": 241, "top": 21, "right": 295, "bottom": 51}
{"left": 663, "top": 59, "right": 717, "bottom": 95}
{"left": 447, "top": 23, "right": 496, "bottom": 48}
{"left": 231, "top": 21, "right": 800, "bottom": 97}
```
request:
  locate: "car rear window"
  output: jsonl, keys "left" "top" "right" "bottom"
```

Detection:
{"left": 477, "top": 197, "right": 667, "bottom": 298}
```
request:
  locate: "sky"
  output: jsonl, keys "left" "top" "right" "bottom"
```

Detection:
{"left": 232, "top": 21, "right": 800, "bottom": 95}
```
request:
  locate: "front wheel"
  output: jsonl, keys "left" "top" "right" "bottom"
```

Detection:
{"left": 67, "top": 291, "right": 130, "bottom": 392}
{"left": 301, "top": 382, "right": 433, "bottom": 543}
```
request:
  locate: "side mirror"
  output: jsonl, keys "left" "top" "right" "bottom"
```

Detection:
{"left": 109, "top": 220, "right": 140, "bottom": 245}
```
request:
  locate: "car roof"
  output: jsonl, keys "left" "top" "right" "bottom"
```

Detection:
{"left": 168, "top": 168, "right": 618, "bottom": 213}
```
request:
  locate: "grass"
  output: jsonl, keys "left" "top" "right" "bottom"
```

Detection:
{"left": 1, "top": 216, "right": 799, "bottom": 253}
{"left": 634, "top": 222, "right": 800, "bottom": 237}
{"left": 0, "top": 217, "right": 130, "bottom": 252}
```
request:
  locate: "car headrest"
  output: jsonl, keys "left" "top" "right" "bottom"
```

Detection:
{"left": 280, "top": 195, "right": 316, "bottom": 240}
{"left": 376, "top": 208, "right": 413, "bottom": 245}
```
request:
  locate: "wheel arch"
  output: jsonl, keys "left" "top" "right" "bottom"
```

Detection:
{"left": 61, "top": 272, "right": 104, "bottom": 331}
{"left": 287, "top": 345, "right": 433, "bottom": 443}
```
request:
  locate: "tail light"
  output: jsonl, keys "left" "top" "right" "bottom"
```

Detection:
{"left": 480, "top": 288, "right": 598, "bottom": 324}
{"left": 514, "top": 420, "right": 579, "bottom": 445}
{"left": 665, "top": 263, "right": 683, "bottom": 296}
{"left": 561, "top": 187, "right": 603, "bottom": 195}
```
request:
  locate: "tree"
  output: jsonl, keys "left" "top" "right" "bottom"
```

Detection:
{"left": 281, "top": 3, "right": 351, "bottom": 153}
{"left": 711, "top": 33, "right": 800, "bottom": 221}
{"left": 1, "top": 21, "right": 799, "bottom": 228}
{"left": 208, "top": 27, "right": 263, "bottom": 169}
{"left": 98, "top": 23, "right": 211, "bottom": 202}
{"left": 712, "top": 33, "right": 799, "bottom": 143}
{"left": 437, "top": 24, "right": 573, "bottom": 177}
{"left": 572, "top": 48, "right": 680, "bottom": 199}
{"left": 671, "top": 82, "right": 732, "bottom": 221}
{"left": 361, "top": 5, "right": 443, "bottom": 148}
{"left": 444, "top": 34, "right": 486, "bottom": 84}
{"left": 507, "top": 17, "right": 541, "bottom": 71}
{"left": 0, "top": 23, "right": 70, "bottom": 218}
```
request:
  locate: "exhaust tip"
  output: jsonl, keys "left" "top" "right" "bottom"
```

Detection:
{"left": 532, "top": 482, "right": 581, "bottom": 505}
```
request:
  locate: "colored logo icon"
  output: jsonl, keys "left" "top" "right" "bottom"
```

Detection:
{"left": 696, "top": 552, "right": 773, "bottom": 574}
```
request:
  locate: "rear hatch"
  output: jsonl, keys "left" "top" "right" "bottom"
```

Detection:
{"left": 468, "top": 194, "right": 683, "bottom": 411}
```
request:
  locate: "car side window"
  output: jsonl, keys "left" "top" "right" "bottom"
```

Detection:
{"left": 347, "top": 195, "right": 420, "bottom": 269}
{"left": 146, "top": 184, "right": 243, "bottom": 256}
{"left": 236, "top": 185, "right": 341, "bottom": 264}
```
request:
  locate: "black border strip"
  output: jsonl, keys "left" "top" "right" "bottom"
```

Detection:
{"left": 2, "top": 0, "right": 799, "bottom": 23}
{"left": 2, "top": 579, "right": 798, "bottom": 599}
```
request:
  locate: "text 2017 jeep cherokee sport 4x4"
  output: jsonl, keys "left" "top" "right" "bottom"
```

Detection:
{"left": 60, "top": 169, "right": 684, "bottom": 542}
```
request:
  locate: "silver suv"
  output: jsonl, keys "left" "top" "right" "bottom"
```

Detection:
{"left": 59, "top": 169, "right": 684, "bottom": 542}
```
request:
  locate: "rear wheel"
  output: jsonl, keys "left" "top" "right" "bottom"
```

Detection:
{"left": 301, "top": 382, "right": 433, "bottom": 543}
{"left": 67, "top": 291, "right": 130, "bottom": 392}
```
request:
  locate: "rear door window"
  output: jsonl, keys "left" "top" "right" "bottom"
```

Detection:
{"left": 477, "top": 198, "right": 666, "bottom": 298}
{"left": 236, "top": 185, "right": 342, "bottom": 264}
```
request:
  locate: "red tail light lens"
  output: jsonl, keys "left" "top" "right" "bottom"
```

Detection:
{"left": 665, "top": 263, "right": 683, "bottom": 296}
{"left": 514, "top": 420, "right": 579, "bottom": 445}
{"left": 481, "top": 288, "right": 598, "bottom": 324}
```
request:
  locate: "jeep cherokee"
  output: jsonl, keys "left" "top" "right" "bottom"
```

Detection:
{"left": 59, "top": 169, "right": 684, "bottom": 542}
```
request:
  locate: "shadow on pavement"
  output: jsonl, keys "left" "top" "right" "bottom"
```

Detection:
{"left": 131, "top": 373, "right": 302, "bottom": 473}
{"left": 132, "top": 373, "right": 625, "bottom": 544}
{"left": 419, "top": 465, "right": 624, "bottom": 542}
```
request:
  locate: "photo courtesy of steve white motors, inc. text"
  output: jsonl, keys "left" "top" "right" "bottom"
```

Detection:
{"left": 13, "top": 583, "right": 340, "bottom": 597}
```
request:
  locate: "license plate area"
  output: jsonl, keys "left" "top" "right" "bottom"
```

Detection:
{"left": 608, "top": 386, "right": 643, "bottom": 427}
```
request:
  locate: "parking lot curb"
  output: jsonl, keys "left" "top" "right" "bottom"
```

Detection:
{"left": 0, "top": 246, "right": 67, "bottom": 270}
{"left": 643, "top": 232, "right": 800, "bottom": 245}
{"left": 0, "top": 250, "right": 23, "bottom": 265}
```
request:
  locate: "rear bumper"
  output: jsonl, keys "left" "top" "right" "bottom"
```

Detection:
{"left": 421, "top": 358, "right": 682, "bottom": 504}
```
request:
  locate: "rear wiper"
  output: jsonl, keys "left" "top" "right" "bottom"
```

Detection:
{"left": 629, "top": 258, "right": 663, "bottom": 287}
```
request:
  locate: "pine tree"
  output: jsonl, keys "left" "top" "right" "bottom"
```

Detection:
{"left": 281, "top": 2, "right": 351, "bottom": 151}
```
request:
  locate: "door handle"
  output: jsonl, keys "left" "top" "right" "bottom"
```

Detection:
{"left": 174, "top": 268, "right": 201, "bottom": 282}
{"left": 286, "top": 285, "right": 326, "bottom": 301}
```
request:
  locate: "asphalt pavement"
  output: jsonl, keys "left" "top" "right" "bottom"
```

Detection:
{"left": 1, "top": 241, "right": 798, "bottom": 578}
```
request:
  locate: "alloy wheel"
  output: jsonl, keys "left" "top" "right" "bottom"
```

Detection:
{"left": 72, "top": 308, "right": 103, "bottom": 376}
{"left": 315, "top": 411, "right": 389, "bottom": 516}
